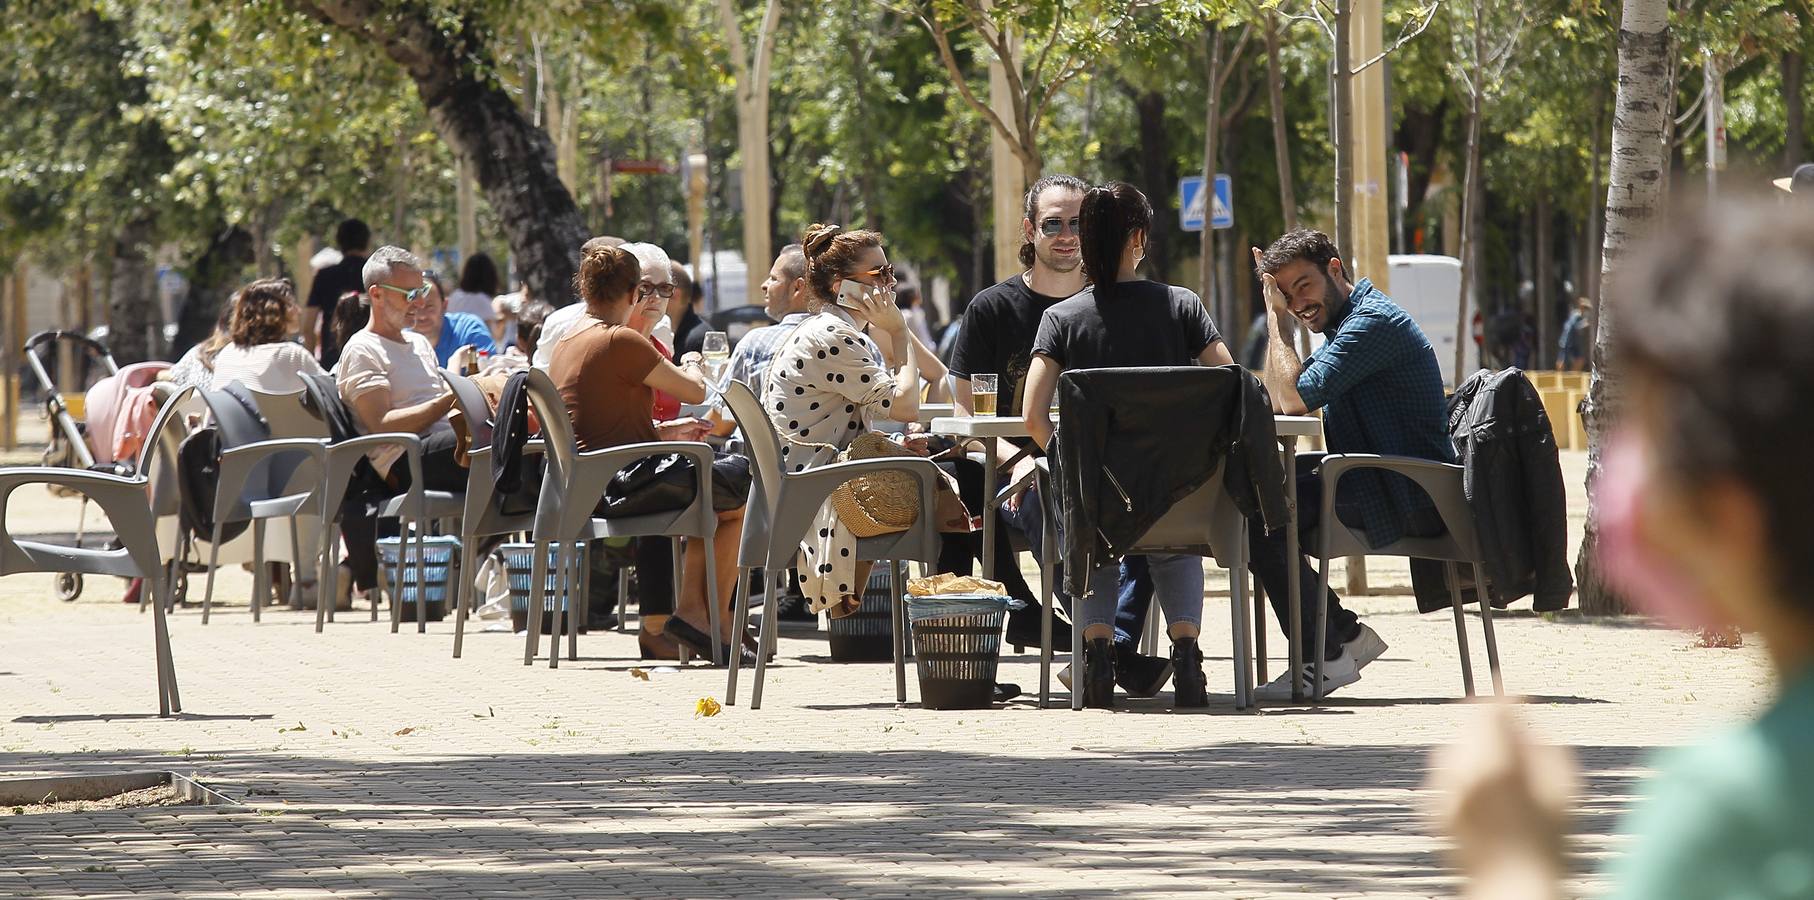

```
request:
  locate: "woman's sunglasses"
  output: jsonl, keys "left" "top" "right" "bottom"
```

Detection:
{"left": 854, "top": 264, "right": 896, "bottom": 282}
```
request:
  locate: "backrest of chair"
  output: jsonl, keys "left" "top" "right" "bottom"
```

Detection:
{"left": 1319, "top": 456, "right": 1479, "bottom": 563}
{"left": 249, "top": 389, "right": 328, "bottom": 440}
{"left": 1128, "top": 464, "right": 1247, "bottom": 567}
{"left": 143, "top": 387, "right": 204, "bottom": 518}
{"left": 519, "top": 367, "right": 575, "bottom": 498}
{"left": 441, "top": 371, "right": 495, "bottom": 448}
{"left": 720, "top": 380, "right": 781, "bottom": 516}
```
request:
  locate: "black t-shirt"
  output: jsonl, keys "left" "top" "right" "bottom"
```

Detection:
{"left": 675, "top": 308, "right": 710, "bottom": 360}
{"left": 950, "top": 273, "right": 1069, "bottom": 413}
{"left": 1031, "top": 280, "right": 1220, "bottom": 372}
{"left": 306, "top": 253, "right": 366, "bottom": 369}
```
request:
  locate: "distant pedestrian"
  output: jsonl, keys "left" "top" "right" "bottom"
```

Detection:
{"left": 447, "top": 252, "right": 504, "bottom": 344}
{"left": 1558, "top": 297, "right": 1592, "bottom": 372}
{"left": 304, "top": 218, "right": 370, "bottom": 370}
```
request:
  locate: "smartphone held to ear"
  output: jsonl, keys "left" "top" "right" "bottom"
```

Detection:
{"left": 835, "top": 279, "right": 870, "bottom": 311}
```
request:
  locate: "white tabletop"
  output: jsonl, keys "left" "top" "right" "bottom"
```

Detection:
{"left": 916, "top": 403, "right": 955, "bottom": 425}
{"left": 1274, "top": 415, "right": 1321, "bottom": 438}
{"left": 928, "top": 415, "right": 1031, "bottom": 439}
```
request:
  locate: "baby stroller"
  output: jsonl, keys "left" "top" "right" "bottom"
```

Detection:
{"left": 23, "top": 331, "right": 172, "bottom": 601}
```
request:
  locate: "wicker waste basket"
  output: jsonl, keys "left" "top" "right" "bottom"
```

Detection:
{"left": 906, "top": 593, "right": 1011, "bottom": 709}
{"left": 500, "top": 542, "right": 589, "bottom": 635}
{"left": 828, "top": 565, "right": 909, "bottom": 662}
{"left": 376, "top": 535, "right": 459, "bottom": 622}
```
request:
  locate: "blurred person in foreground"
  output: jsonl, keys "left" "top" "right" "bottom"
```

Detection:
{"left": 1434, "top": 197, "right": 1814, "bottom": 900}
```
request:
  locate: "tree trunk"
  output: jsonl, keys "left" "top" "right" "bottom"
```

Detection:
{"left": 1332, "top": 0, "right": 1355, "bottom": 254}
{"left": 719, "top": 0, "right": 781, "bottom": 306}
{"left": 1535, "top": 193, "right": 1553, "bottom": 369}
{"left": 108, "top": 215, "right": 161, "bottom": 365}
{"left": 1265, "top": 12, "right": 1298, "bottom": 230}
{"left": 171, "top": 225, "right": 256, "bottom": 359}
{"left": 1453, "top": 1, "right": 1484, "bottom": 387}
{"left": 287, "top": 0, "right": 588, "bottom": 308}
{"left": 1588, "top": 92, "right": 1606, "bottom": 307}
{"left": 1784, "top": 48, "right": 1805, "bottom": 170}
{"left": 1200, "top": 26, "right": 1224, "bottom": 313}
{"left": 1578, "top": 0, "right": 1672, "bottom": 616}
{"left": 1134, "top": 89, "right": 1172, "bottom": 281}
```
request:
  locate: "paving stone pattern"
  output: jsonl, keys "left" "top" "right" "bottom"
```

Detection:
{"left": 0, "top": 450, "right": 1773, "bottom": 898}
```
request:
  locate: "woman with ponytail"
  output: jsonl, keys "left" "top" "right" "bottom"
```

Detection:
{"left": 1019, "top": 182, "right": 1236, "bottom": 709}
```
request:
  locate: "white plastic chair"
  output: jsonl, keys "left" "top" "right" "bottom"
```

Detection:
{"left": 518, "top": 367, "right": 723, "bottom": 669}
{"left": 1310, "top": 454, "right": 1504, "bottom": 699}
{"left": 0, "top": 388, "right": 195, "bottom": 715}
{"left": 718, "top": 379, "right": 946, "bottom": 709}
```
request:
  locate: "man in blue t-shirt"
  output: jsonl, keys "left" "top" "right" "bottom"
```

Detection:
{"left": 1251, "top": 229, "right": 1458, "bottom": 699}
{"left": 410, "top": 279, "right": 497, "bottom": 367}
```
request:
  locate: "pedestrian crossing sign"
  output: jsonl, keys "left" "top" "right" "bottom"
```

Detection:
{"left": 1179, "top": 175, "right": 1233, "bottom": 232}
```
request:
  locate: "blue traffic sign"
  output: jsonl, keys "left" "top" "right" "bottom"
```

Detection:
{"left": 1180, "top": 174, "right": 1233, "bottom": 232}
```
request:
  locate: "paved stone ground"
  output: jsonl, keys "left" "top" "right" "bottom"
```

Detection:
{"left": 0, "top": 446, "right": 1773, "bottom": 898}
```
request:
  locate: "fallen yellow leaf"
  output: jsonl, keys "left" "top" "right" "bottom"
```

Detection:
{"left": 695, "top": 697, "right": 722, "bottom": 717}
{"left": 629, "top": 668, "right": 651, "bottom": 681}
{"left": 393, "top": 727, "right": 416, "bottom": 736}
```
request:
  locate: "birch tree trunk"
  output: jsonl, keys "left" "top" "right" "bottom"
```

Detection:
{"left": 1577, "top": 0, "right": 1673, "bottom": 616}
{"left": 287, "top": 0, "right": 588, "bottom": 309}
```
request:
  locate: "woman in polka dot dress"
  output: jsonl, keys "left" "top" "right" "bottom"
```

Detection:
{"left": 765, "top": 224, "right": 925, "bottom": 617}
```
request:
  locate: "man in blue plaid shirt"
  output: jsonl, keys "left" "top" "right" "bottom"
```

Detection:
{"left": 1250, "top": 229, "right": 1458, "bottom": 699}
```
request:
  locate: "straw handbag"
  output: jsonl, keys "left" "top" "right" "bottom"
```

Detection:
{"left": 829, "top": 432, "right": 925, "bottom": 537}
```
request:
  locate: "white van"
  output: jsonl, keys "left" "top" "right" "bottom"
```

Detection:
{"left": 1381, "top": 254, "right": 1479, "bottom": 385}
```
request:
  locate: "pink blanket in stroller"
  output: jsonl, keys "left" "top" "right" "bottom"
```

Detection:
{"left": 85, "top": 362, "right": 170, "bottom": 467}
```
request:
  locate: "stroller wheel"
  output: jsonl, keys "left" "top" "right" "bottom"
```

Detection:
{"left": 54, "top": 572, "right": 82, "bottom": 602}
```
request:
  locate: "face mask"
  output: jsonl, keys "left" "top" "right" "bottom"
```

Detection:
{"left": 1594, "top": 430, "right": 1729, "bottom": 630}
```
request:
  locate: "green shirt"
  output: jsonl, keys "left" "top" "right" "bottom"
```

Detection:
{"left": 1609, "top": 667, "right": 1814, "bottom": 899}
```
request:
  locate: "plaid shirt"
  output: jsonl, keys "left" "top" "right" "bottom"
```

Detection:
{"left": 1297, "top": 278, "right": 1456, "bottom": 547}
{"left": 725, "top": 313, "right": 813, "bottom": 392}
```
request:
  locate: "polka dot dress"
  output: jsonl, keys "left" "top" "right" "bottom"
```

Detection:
{"left": 765, "top": 309, "right": 898, "bottom": 611}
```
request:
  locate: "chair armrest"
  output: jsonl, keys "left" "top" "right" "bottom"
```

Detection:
{"left": 215, "top": 438, "right": 330, "bottom": 523}
{"left": 1317, "top": 453, "right": 1472, "bottom": 545}
{"left": 560, "top": 441, "right": 721, "bottom": 533}
{"left": 0, "top": 468, "right": 162, "bottom": 578}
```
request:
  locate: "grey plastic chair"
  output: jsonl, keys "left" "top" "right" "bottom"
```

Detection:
{"left": 1311, "top": 454, "right": 1504, "bottom": 700}
{"left": 314, "top": 433, "right": 429, "bottom": 633}
{"left": 196, "top": 389, "right": 325, "bottom": 623}
{"left": 441, "top": 370, "right": 541, "bottom": 658}
{"left": 518, "top": 367, "right": 722, "bottom": 669}
{"left": 0, "top": 387, "right": 194, "bottom": 715}
{"left": 718, "top": 379, "right": 945, "bottom": 709}
{"left": 248, "top": 389, "right": 330, "bottom": 440}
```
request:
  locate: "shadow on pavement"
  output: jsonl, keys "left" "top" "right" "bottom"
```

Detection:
{"left": 0, "top": 742, "right": 1649, "bottom": 897}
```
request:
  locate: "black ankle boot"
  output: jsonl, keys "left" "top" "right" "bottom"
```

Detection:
{"left": 1170, "top": 637, "right": 1209, "bottom": 708}
{"left": 1083, "top": 637, "right": 1116, "bottom": 709}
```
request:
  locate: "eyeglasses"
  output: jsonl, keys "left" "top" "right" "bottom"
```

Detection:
{"left": 853, "top": 264, "right": 896, "bottom": 283}
{"left": 373, "top": 283, "right": 434, "bottom": 303}
{"left": 1038, "top": 217, "right": 1081, "bottom": 237}
{"left": 638, "top": 281, "right": 677, "bottom": 299}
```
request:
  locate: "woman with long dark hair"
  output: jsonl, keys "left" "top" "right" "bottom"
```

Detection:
{"left": 1020, "top": 181, "right": 1235, "bottom": 709}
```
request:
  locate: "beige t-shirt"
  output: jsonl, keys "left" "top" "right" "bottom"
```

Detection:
{"left": 209, "top": 342, "right": 324, "bottom": 394}
{"left": 335, "top": 328, "right": 451, "bottom": 474}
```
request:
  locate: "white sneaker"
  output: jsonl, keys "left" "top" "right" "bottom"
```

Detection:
{"left": 1345, "top": 624, "right": 1389, "bottom": 669}
{"left": 1254, "top": 650, "right": 1361, "bottom": 701}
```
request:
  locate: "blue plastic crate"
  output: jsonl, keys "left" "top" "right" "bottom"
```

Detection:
{"left": 498, "top": 542, "right": 587, "bottom": 612}
{"left": 376, "top": 535, "right": 461, "bottom": 606}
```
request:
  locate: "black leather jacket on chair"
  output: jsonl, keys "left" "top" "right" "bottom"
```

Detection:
{"left": 1413, "top": 367, "right": 1573, "bottom": 613}
{"left": 1051, "top": 365, "right": 1288, "bottom": 599}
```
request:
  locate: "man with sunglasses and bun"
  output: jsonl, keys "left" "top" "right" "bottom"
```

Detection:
{"left": 333, "top": 245, "right": 469, "bottom": 605}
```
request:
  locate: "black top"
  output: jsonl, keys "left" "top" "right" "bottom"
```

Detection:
{"left": 1032, "top": 280, "right": 1220, "bottom": 371}
{"left": 306, "top": 253, "right": 366, "bottom": 369}
{"left": 950, "top": 273, "right": 1069, "bottom": 412}
{"left": 675, "top": 307, "right": 710, "bottom": 360}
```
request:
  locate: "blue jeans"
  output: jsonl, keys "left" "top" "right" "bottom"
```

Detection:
{"left": 1115, "top": 557, "right": 1154, "bottom": 647}
{"left": 1077, "top": 553, "right": 1202, "bottom": 635}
